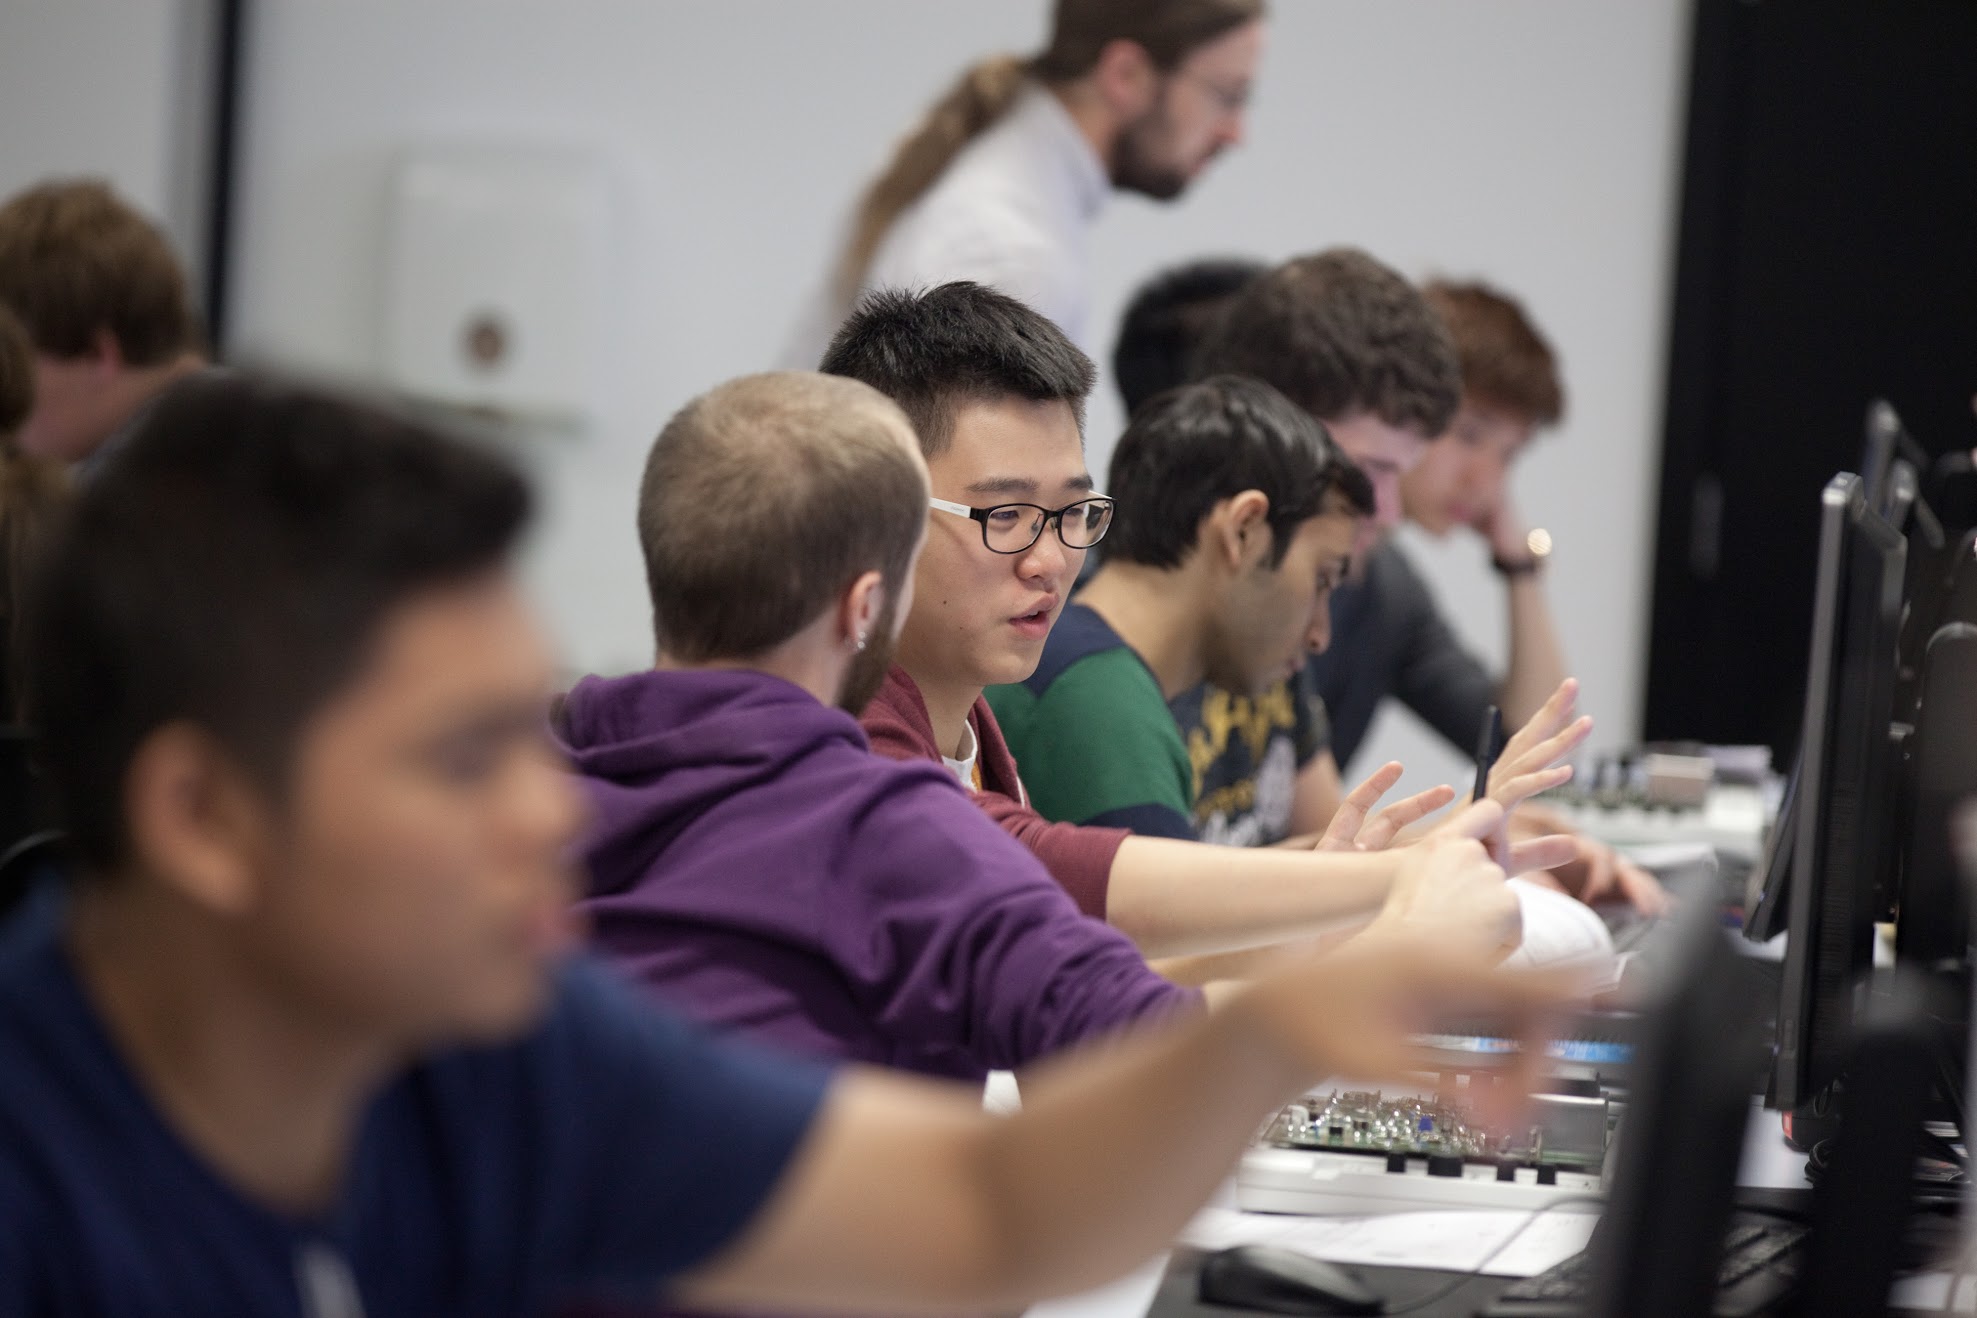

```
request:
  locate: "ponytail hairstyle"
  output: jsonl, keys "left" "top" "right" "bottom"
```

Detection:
{"left": 833, "top": 55, "right": 1031, "bottom": 308}
{"left": 831, "top": 0, "right": 1265, "bottom": 308}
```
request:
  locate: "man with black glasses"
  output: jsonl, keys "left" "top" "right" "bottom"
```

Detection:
{"left": 826, "top": 282, "right": 1581, "bottom": 983}
{"left": 987, "top": 374, "right": 1380, "bottom": 838}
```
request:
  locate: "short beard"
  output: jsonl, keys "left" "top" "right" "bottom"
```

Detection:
{"left": 1110, "top": 95, "right": 1190, "bottom": 202}
{"left": 835, "top": 588, "right": 902, "bottom": 717}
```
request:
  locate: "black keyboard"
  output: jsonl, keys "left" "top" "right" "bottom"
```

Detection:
{"left": 1480, "top": 1221, "right": 1807, "bottom": 1317}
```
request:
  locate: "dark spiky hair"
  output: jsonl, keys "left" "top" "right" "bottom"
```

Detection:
{"left": 819, "top": 281, "right": 1096, "bottom": 457}
{"left": 26, "top": 374, "right": 531, "bottom": 871}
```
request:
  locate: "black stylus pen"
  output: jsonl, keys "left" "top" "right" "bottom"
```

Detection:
{"left": 1472, "top": 705, "right": 1504, "bottom": 802}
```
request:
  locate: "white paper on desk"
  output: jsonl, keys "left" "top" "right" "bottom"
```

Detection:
{"left": 1179, "top": 1207, "right": 1304, "bottom": 1252}
{"left": 1179, "top": 1207, "right": 1597, "bottom": 1278}
{"left": 1021, "top": 1252, "right": 1168, "bottom": 1318}
{"left": 1503, "top": 878, "right": 1620, "bottom": 991}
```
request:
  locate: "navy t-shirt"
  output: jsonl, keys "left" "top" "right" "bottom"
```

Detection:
{"left": 0, "top": 887, "right": 832, "bottom": 1316}
{"left": 1306, "top": 539, "right": 1496, "bottom": 771}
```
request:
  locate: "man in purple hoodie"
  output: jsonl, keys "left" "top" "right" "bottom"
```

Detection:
{"left": 564, "top": 372, "right": 1189, "bottom": 1077}
{"left": 560, "top": 372, "right": 1518, "bottom": 1080}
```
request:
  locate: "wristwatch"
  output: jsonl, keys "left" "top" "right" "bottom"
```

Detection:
{"left": 1492, "top": 527, "right": 1552, "bottom": 578}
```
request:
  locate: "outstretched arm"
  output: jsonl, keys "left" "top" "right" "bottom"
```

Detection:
{"left": 1150, "top": 797, "right": 1530, "bottom": 986}
{"left": 678, "top": 1007, "right": 1305, "bottom": 1315}
{"left": 678, "top": 837, "right": 1559, "bottom": 1316}
{"left": 1102, "top": 837, "right": 1404, "bottom": 958}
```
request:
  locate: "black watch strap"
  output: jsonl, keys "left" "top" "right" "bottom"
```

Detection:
{"left": 1492, "top": 554, "right": 1544, "bottom": 578}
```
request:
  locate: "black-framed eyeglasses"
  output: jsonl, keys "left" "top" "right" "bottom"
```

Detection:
{"left": 929, "top": 495, "right": 1116, "bottom": 555}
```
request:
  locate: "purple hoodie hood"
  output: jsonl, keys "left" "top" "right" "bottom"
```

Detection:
{"left": 559, "top": 667, "right": 882, "bottom": 901}
{"left": 557, "top": 666, "right": 1198, "bottom": 1079}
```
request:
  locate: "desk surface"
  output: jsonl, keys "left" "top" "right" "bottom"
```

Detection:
{"left": 1026, "top": 1102, "right": 1815, "bottom": 1318}
{"left": 1153, "top": 1246, "right": 1504, "bottom": 1318}
{"left": 1146, "top": 1189, "right": 1842, "bottom": 1318}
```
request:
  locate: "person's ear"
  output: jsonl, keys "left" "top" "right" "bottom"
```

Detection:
{"left": 1089, "top": 38, "right": 1160, "bottom": 119}
{"left": 1209, "top": 489, "right": 1273, "bottom": 570}
{"left": 838, "top": 570, "right": 887, "bottom": 653}
{"left": 122, "top": 722, "right": 277, "bottom": 915}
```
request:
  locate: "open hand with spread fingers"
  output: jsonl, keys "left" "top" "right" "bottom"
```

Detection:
{"left": 1314, "top": 761, "right": 1457, "bottom": 853}
{"left": 1483, "top": 678, "right": 1593, "bottom": 817}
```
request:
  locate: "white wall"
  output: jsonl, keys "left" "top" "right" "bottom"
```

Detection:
{"left": 227, "top": 0, "right": 1691, "bottom": 788}
{"left": 0, "top": 1, "right": 207, "bottom": 280}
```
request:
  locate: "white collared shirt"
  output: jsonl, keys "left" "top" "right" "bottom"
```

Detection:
{"left": 787, "top": 83, "right": 1111, "bottom": 365}
{"left": 941, "top": 718, "right": 982, "bottom": 791}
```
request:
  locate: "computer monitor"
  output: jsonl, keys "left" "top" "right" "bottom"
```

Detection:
{"left": 1871, "top": 404, "right": 1945, "bottom": 743}
{"left": 1741, "top": 763, "right": 1797, "bottom": 941}
{"left": 1583, "top": 892, "right": 1770, "bottom": 1317}
{"left": 1740, "top": 475, "right": 1905, "bottom": 945}
{"left": 1860, "top": 400, "right": 1937, "bottom": 536}
{"left": 1769, "top": 472, "right": 1907, "bottom": 1111}
{"left": 1888, "top": 530, "right": 1977, "bottom": 965}
{"left": 1893, "top": 621, "right": 1977, "bottom": 967}
{"left": 1592, "top": 879, "right": 1931, "bottom": 1318}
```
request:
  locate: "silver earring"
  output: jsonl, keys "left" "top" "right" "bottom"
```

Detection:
{"left": 854, "top": 633, "right": 868, "bottom": 653}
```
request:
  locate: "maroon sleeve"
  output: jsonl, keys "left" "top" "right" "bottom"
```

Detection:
{"left": 970, "top": 790, "right": 1126, "bottom": 921}
{"left": 969, "top": 696, "right": 1126, "bottom": 921}
{"left": 859, "top": 668, "right": 1127, "bottom": 921}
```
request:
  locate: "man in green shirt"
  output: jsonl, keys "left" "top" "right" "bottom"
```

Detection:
{"left": 988, "top": 374, "right": 1374, "bottom": 837}
{"left": 1109, "top": 257, "right": 1329, "bottom": 846}
{"left": 827, "top": 281, "right": 1587, "bottom": 986}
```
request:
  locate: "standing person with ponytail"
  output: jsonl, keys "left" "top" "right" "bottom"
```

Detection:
{"left": 787, "top": 0, "right": 1265, "bottom": 365}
